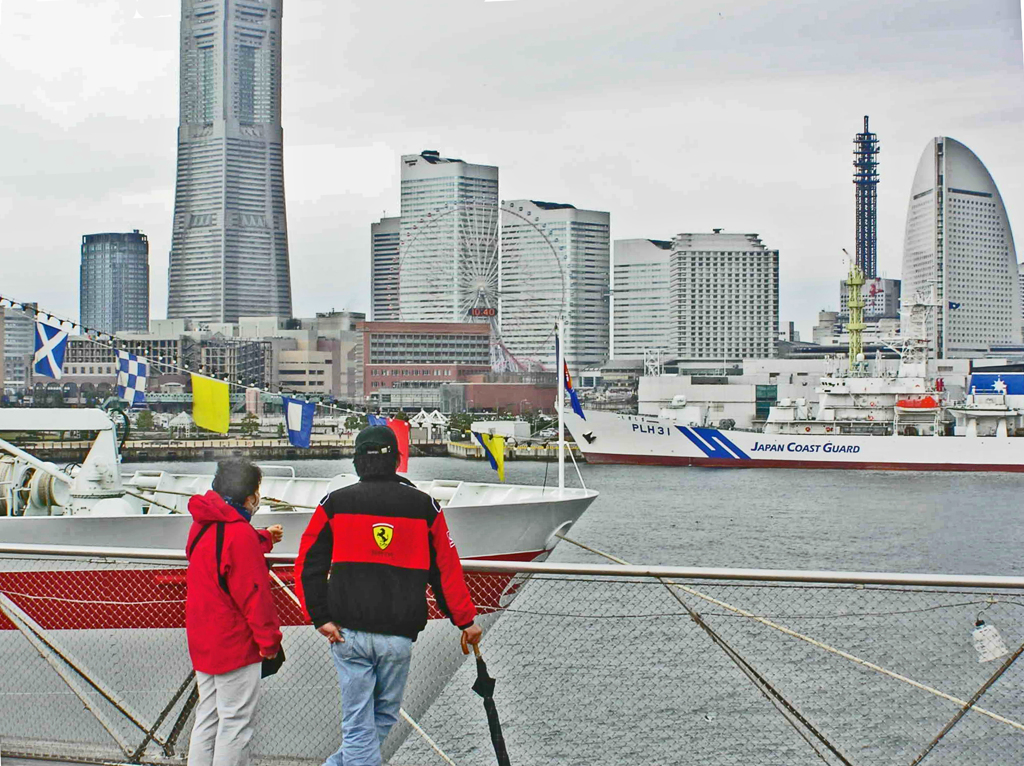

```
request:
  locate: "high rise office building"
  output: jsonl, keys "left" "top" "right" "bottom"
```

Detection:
{"left": 80, "top": 231, "right": 150, "bottom": 334}
{"left": 1, "top": 306, "right": 34, "bottom": 393}
{"left": 398, "top": 150, "right": 499, "bottom": 322}
{"left": 1020, "top": 268, "right": 1024, "bottom": 342}
{"left": 901, "top": 137, "right": 1019, "bottom": 357}
{"left": 669, "top": 231, "right": 779, "bottom": 360}
{"left": 611, "top": 239, "right": 672, "bottom": 359}
{"left": 500, "top": 200, "right": 610, "bottom": 370}
{"left": 370, "top": 217, "right": 400, "bottom": 321}
{"left": 167, "top": 0, "right": 292, "bottom": 323}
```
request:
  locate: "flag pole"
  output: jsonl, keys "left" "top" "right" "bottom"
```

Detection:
{"left": 557, "top": 318, "right": 565, "bottom": 494}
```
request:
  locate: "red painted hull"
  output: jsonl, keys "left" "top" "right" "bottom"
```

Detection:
{"left": 0, "top": 552, "right": 545, "bottom": 632}
{"left": 583, "top": 451, "right": 1024, "bottom": 472}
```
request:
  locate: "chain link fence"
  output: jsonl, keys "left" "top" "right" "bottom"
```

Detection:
{"left": 1, "top": 551, "right": 1023, "bottom": 765}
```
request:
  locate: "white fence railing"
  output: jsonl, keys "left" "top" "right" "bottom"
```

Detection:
{"left": 1, "top": 544, "right": 1023, "bottom": 765}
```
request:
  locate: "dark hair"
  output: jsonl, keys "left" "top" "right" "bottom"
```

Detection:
{"left": 354, "top": 452, "right": 399, "bottom": 479}
{"left": 212, "top": 459, "right": 263, "bottom": 503}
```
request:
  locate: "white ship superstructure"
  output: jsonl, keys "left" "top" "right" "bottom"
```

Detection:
{"left": 566, "top": 351, "right": 1024, "bottom": 472}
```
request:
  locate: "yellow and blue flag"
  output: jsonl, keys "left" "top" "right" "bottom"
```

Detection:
{"left": 474, "top": 432, "right": 505, "bottom": 482}
{"left": 191, "top": 373, "right": 230, "bottom": 434}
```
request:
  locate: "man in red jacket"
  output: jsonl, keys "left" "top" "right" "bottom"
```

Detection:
{"left": 185, "top": 459, "right": 283, "bottom": 766}
{"left": 295, "top": 425, "right": 482, "bottom": 766}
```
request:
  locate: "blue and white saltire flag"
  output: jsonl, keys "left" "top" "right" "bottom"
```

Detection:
{"left": 368, "top": 413, "right": 388, "bottom": 427}
{"left": 282, "top": 396, "right": 315, "bottom": 449}
{"left": 116, "top": 350, "right": 149, "bottom": 408}
{"left": 33, "top": 322, "right": 68, "bottom": 380}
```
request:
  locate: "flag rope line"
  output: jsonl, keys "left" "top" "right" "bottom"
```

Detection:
{"left": 267, "top": 569, "right": 460, "bottom": 766}
{"left": 0, "top": 293, "right": 371, "bottom": 419}
{"left": 556, "top": 534, "right": 1024, "bottom": 733}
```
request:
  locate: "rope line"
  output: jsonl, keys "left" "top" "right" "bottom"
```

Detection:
{"left": 557, "top": 535, "right": 1024, "bottom": 734}
{"left": 553, "top": 537, "right": 852, "bottom": 762}
{"left": 0, "top": 293, "right": 370, "bottom": 419}
{"left": 909, "top": 640, "right": 1024, "bottom": 765}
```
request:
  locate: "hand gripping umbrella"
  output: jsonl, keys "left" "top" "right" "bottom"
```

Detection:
{"left": 471, "top": 644, "right": 511, "bottom": 766}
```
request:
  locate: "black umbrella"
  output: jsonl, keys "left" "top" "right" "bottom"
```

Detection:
{"left": 471, "top": 644, "right": 511, "bottom": 766}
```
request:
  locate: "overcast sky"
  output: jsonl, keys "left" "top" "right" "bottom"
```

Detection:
{"left": 1, "top": 0, "right": 1021, "bottom": 337}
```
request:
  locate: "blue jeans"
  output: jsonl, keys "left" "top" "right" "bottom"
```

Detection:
{"left": 324, "top": 628, "right": 414, "bottom": 766}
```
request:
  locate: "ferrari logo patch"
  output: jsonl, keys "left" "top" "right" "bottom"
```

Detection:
{"left": 373, "top": 523, "right": 394, "bottom": 550}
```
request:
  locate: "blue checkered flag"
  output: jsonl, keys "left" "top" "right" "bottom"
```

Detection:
{"left": 116, "top": 350, "right": 149, "bottom": 408}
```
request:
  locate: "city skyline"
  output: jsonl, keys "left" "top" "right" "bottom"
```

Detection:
{"left": 1, "top": 1, "right": 1021, "bottom": 338}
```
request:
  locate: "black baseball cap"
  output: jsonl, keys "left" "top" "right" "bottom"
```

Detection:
{"left": 354, "top": 425, "right": 398, "bottom": 456}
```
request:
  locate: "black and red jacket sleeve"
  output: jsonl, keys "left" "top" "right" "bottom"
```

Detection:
{"left": 428, "top": 505, "right": 477, "bottom": 629}
{"left": 294, "top": 502, "right": 333, "bottom": 628}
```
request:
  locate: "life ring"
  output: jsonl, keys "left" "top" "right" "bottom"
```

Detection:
{"left": 869, "top": 401, "right": 877, "bottom": 407}
{"left": 826, "top": 427, "right": 833, "bottom": 433}
{"left": 805, "top": 426, "right": 811, "bottom": 432}
{"left": 867, "top": 415, "right": 875, "bottom": 421}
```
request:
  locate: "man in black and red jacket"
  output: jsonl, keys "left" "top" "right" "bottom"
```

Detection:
{"left": 295, "top": 425, "right": 482, "bottom": 766}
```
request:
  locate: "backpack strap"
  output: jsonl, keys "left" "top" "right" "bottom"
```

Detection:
{"left": 188, "top": 523, "right": 211, "bottom": 557}
{"left": 188, "top": 522, "right": 230, "bottom": 594}
{"left": 214, "top": 521, "right": 228, "bottom": 594}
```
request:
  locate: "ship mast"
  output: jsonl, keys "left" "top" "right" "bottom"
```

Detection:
{"left": 846, "top": 259, "right": 866, "bottom": 375}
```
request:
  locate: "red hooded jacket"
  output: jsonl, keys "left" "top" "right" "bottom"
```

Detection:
{"left": 185, "top": 491, "right": 282, "bottom": 675}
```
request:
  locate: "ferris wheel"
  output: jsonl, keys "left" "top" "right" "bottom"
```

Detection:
{"left": 397, "top": 200, "right": 565, "bottom": 372}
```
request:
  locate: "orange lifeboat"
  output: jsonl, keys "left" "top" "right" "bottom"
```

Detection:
{"left": 895, "top": 396, "right": 939, "bottom": 410}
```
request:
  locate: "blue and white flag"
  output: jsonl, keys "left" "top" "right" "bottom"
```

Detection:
{"left": 282, "top": 396, "right": 315, "bottom": 449}
{"left": 33, "top": 322, "right": 68, "bottom": 380}
{"left": 948, "top": 301, "right": 962, "bottom": 310}
{"left": 368, "top": 413, "right": 388, "bottom": 427}
{"left": 116, "top": 350, "right": 149, "bottom": 408}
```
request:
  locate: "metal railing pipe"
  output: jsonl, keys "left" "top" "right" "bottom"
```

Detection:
{"left": 2, "top": 542, "right": 1024, "bottom": 590}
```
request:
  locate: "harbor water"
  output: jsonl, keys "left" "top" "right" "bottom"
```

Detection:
{"left": 124, "top": 457, "right": 1024, "bottom": 575}
{"left": 53, "top": 458, "right": 1017, "bottom": 765}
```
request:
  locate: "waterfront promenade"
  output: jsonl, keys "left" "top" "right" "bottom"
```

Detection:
{"left": 12, "top": 438, "right": 580, "bottom": 463}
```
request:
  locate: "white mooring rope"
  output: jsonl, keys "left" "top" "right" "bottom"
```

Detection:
{"left": 557, "top": 534, "right": 1024, "bottom": 734}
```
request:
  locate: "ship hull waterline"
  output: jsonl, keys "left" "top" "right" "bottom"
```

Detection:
{"left": 566, "top": 410, "right": 1024, "bottom": 472}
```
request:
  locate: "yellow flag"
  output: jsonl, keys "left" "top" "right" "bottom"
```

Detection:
{"left": 191, "top": 373, "right": 230, "bottom": 434}
{"left": 475, "top": 432, "right": 505, "bottom": 482}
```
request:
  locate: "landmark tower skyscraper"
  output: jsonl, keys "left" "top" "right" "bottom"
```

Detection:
{"left": 167, "top": 0, "right": 292, "bottom": 323}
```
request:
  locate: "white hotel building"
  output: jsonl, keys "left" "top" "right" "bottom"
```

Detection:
{"left": 610, "top": 239, "right": 673, "bottom": 359}
{"left": 500, "top": 200, "right": 610, "bottom": 370}
{"left": 398, "top": 151, "right": 499, "bottom": 323}
{"left": 669, "top": 231, "right": 779, "bottom": 360}
{"left": 901, "top": 137, "right": 1019, "bottom": 357}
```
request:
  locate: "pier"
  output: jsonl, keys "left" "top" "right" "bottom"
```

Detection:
{"left": 12, "top": 439, "right": 579, "bottom": 463}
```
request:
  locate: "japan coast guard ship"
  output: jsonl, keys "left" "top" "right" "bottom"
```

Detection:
{"left": 566, "top": 352, "right": 1024, "bottom": 473}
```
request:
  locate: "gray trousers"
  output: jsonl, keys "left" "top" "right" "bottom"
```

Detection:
{"left": 187, "top": 661, "right": 263, "bottom": 766}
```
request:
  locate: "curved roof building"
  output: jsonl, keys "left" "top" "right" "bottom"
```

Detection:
{"left": 901, "top": 137, "right": 1018, "bottom": 357}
